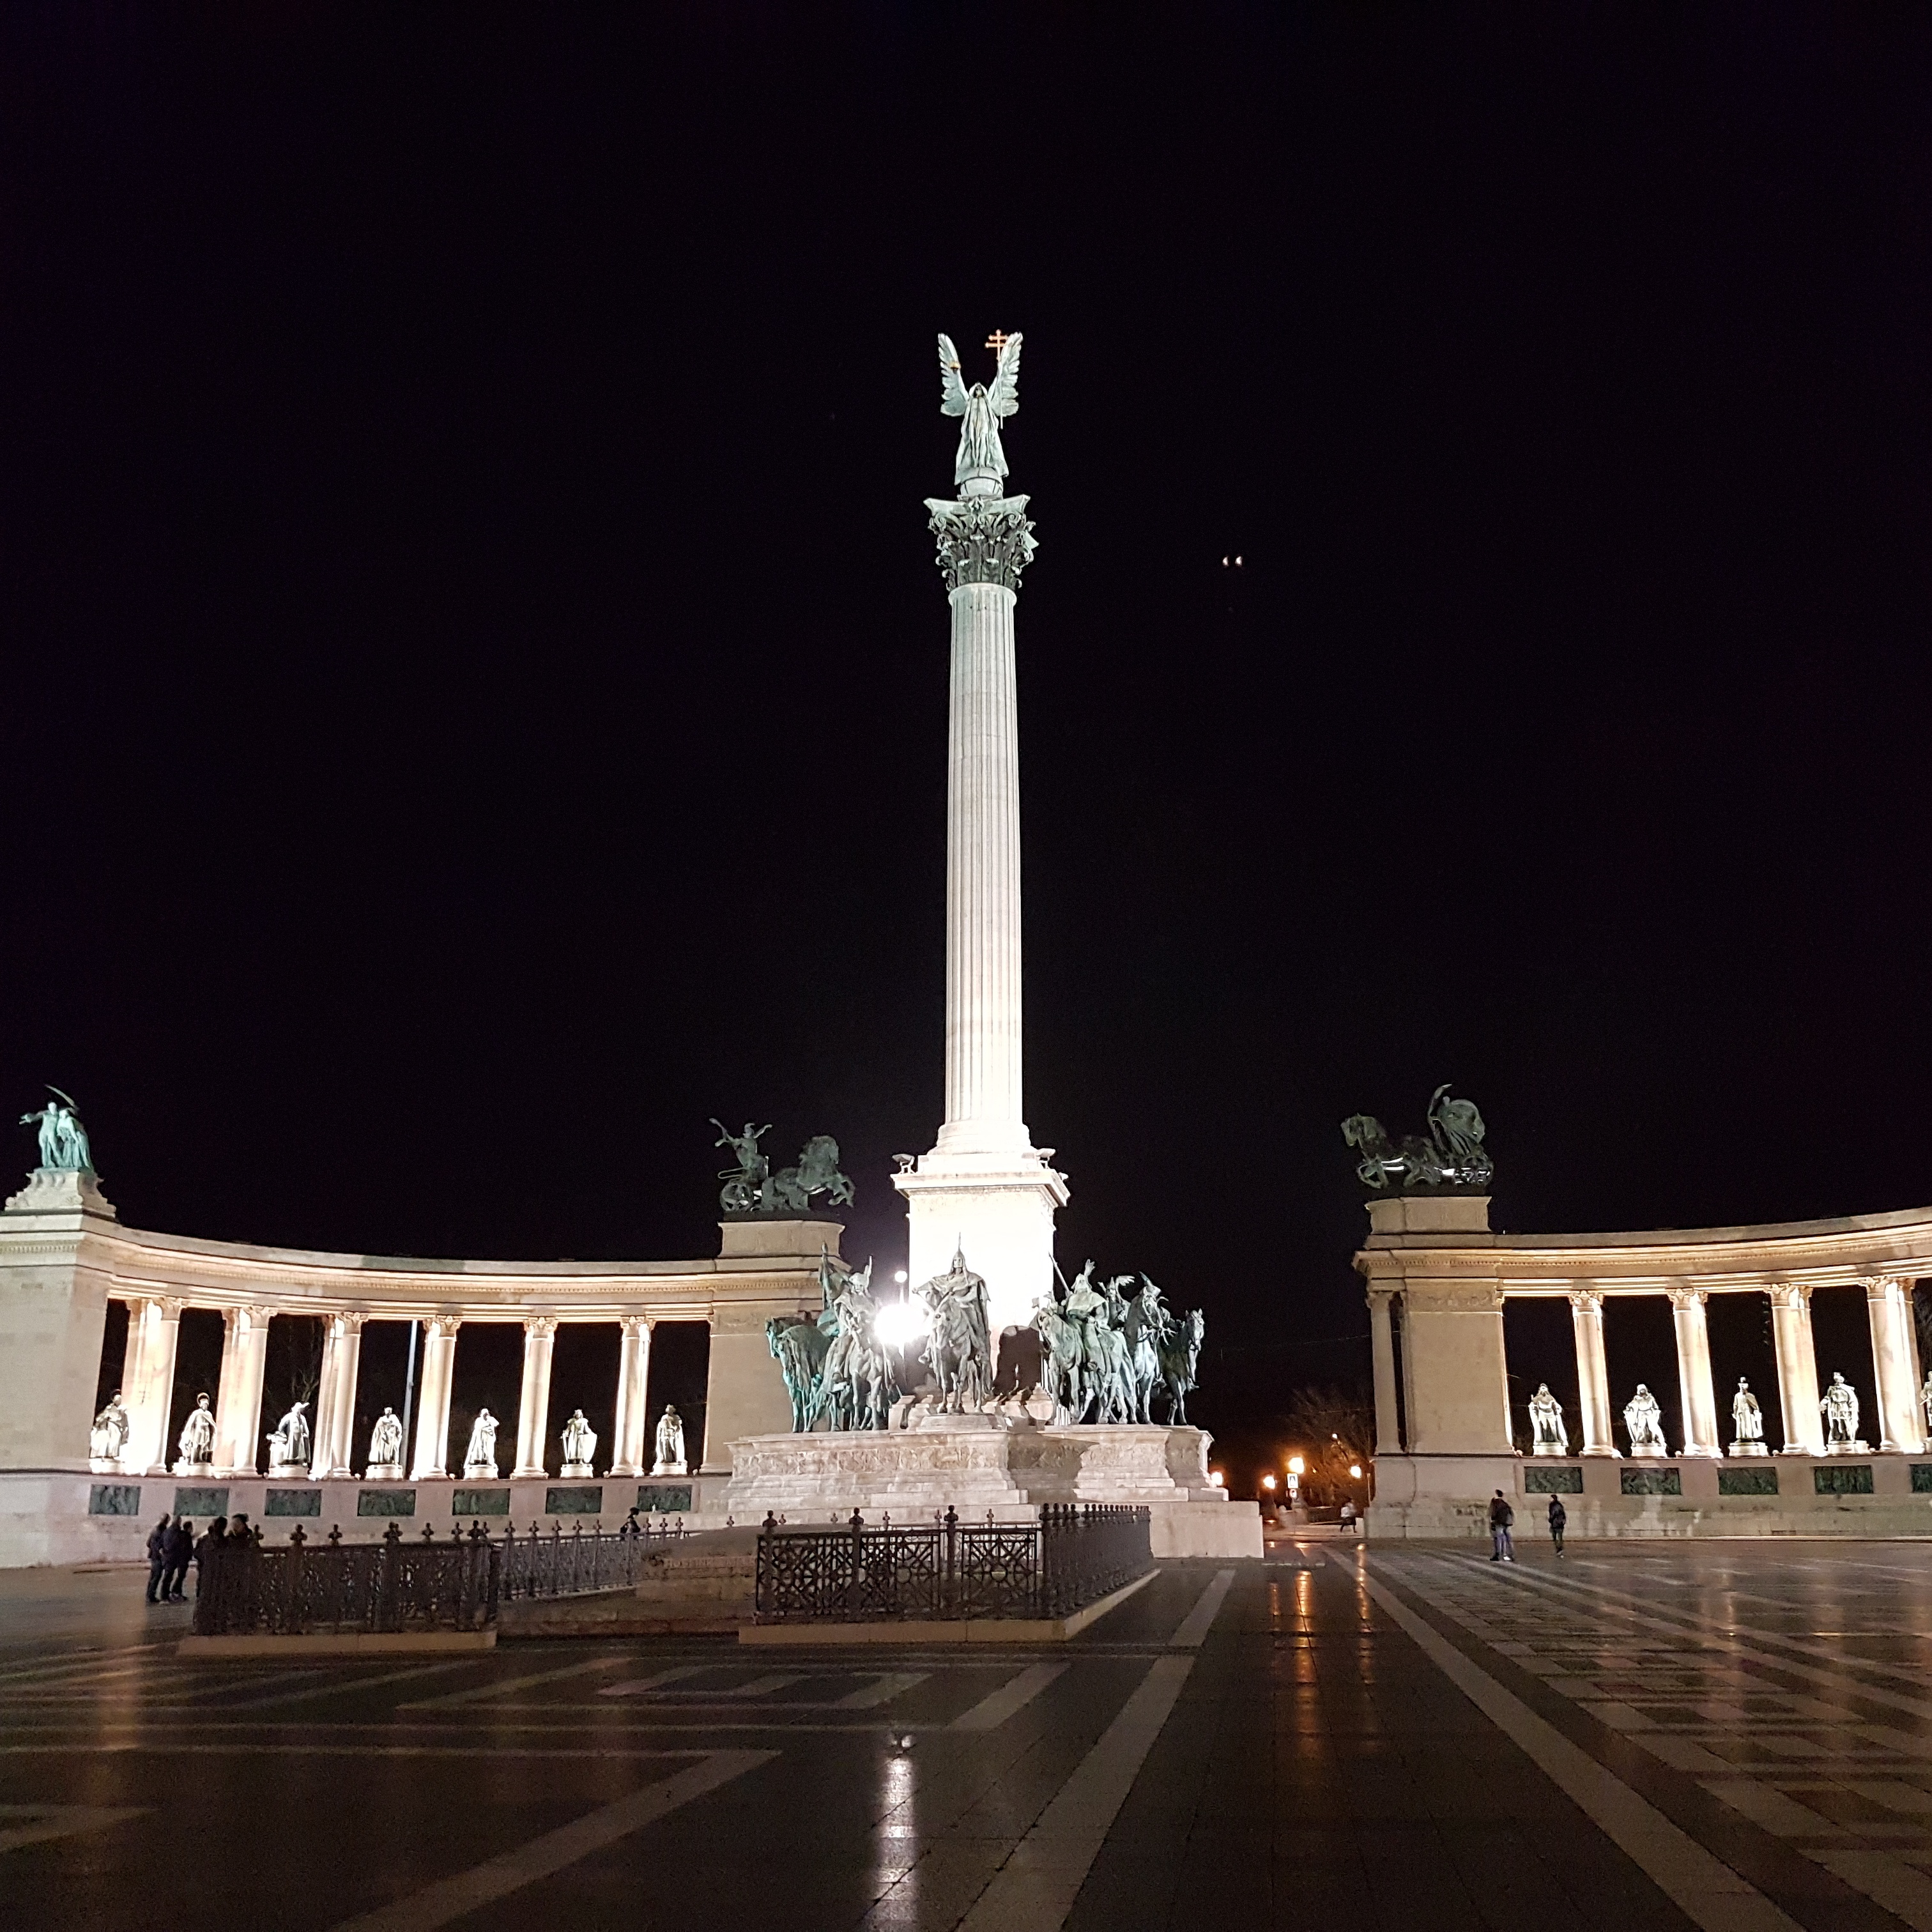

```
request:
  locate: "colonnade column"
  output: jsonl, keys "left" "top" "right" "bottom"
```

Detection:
{"left": 319, "top": 1315, "right": 365, "bottom": 1478}
{"left": 1669, "top": 1286, "right": 1722, "bottom": 1457}
{"left": 511, "top": 1317, "right": 558, "bottom": 1479}
{"left": 213, "top": 1307, "right": 272, "bottom": 1474}
{"left": 132, "top": 1298, "right": 183, "bottom": 1475}
{"left": 1568, "top": 1289, "right": 1617, "bottom": 1455}
{"left": 608, "top": 1315, "right": 652, "bottom": 1477}
{"left": 1866, "top": 1276, "right": 1925, "bottom": 1454}
{"left": 1367, "top": 1291, "right": 1402, "bottom": 1453}
{"left": 309, "top": 1319, "right": 342, "bottom": 1479}
{"left": 1770, "top": 1284, "right": 1825, "bottom": 1454}
{"left": 410, "top": 1316, "right": 461, "bottom": 1479}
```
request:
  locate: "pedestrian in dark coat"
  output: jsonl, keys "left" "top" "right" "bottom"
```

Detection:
{"left": 162, "top": 1518, "right": 195, "bottom": 1600}
{"left": 1547, "top": 1495, "right": 1567, "bottom": 1556}
{"left": 193, "top": 1517, "right": 228, "bottom": 1597}
{"left": 1487, "top": 1491, "right": 1515, "bottom": 1562}
{"left": 145, "top": 1515, "right": 172, "bottom": 1604}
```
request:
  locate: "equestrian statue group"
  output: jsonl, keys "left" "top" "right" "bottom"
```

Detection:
{"left": 763, "top": 1245, "right": 1206, "bottom": 1436}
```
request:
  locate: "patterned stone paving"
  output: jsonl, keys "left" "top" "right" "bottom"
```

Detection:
{"left": 1372, "top": 1544, "right": 1932, "bottom": 1928}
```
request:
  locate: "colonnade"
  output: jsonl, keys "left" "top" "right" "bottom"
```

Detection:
{"left": 108, "top": 1300, "right": 672, "bottom": 1480}
{"left": 1367, "top": 1273, "right": 1927, "bottom": 1457}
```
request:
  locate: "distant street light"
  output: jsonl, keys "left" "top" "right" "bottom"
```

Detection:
{"left": 1349, "top": 1464, "right": 1363, "bottom": 1480}
{"left": 1261, "top": 1474, "right": 1276, "bottom": 1491}
{"left": 1208, "top": 1469, "right": 1226, "bottom": 1489}
{"left": 1287, "top": 1455, "right": 1305, "bottom": 1476}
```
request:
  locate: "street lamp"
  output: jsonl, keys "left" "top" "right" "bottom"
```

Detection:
{"left": 1261, "top": 1474, "right": 1276, "bottom": 1492}
{"left": 1349, "top": 1464, "right": 1363, "bottom": 1480}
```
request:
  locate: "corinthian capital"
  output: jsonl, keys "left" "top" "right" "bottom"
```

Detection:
{"left": 523, "top": 1315, "right": 560, "bottom": 1339}
{"left": 926, "top": 494, "right": 1038, "bottom": 592}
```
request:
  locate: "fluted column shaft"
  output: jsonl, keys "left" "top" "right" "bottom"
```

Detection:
{"left": 410, "top": 1317, "right": 461, "bottom": 1479}
{"left": 131, "top": 1298, "right": 183, "bottom": 1475}
{"left": 1669, "top": 1287, "right": 1722, "bottom": 1457}
{"left": 1368, "top": 1292, "right": 1401, "bottom": 1453}
{"left": 937, "top": 581, "right": 1026, "bottom": 1153}
{"left": 212, "top": 1308, "right": 271, "bottom": 1475}
{"left": 512, "top": 1317, "right": 558, "bottom": 1478}
{"left": 318, "top": 1315, "right": 365, "bottom": 1477}
{"left": 1770, "top": 1285, "right": 1825, "bottom": 1454}
{"left": 1866, "top": 1276, "right": 1924, "bottom": 1453}
{"left": 608, "top": 1316, "right": 652, "bottom": 1476}
{"left": 1568, "top": 1289, "right": 1616, "bottom": 1454}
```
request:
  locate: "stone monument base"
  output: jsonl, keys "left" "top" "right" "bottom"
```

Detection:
{"left": 559, "top": 1460, "right": 595, "bottom": 1478}
{"left": 1728, "top": 1441, "right": 1770, "bottom": 1457}
{"left": 173, "top": 1459, "right": 214, "bottom": 1479}
{"left": 652, "top": 1459, "right": 689, "bottom": 1476}
{"left": 364, "top": 1460, "right": 404, "bottom": 1480}
{"left": 464, "top": 1460, "right": 499, "bottom": 1480}
{"left": 724, "top": 1417, "right": 1261, "bottom": 1559}
{"left": 1827, "top": 1439, "right": 1871, "bottom": 1454}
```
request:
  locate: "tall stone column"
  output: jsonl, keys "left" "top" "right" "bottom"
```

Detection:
{"left": 893, "top": 453, "right": 1068, "bottom": 1340}
{"left": 319, "top": 1314, "right": 365, "bottom": 1478}
{"left": 512, "top": 1316, "right": 558, "bottom": 1478}
{"left": 132, "top": 1298, "right": 183, "bottom": 1475}
{"left": 309, "top": 1317, "right": 342, "bottom": 1479}
{"left": 410, "top": 1316, "right": 461, "bottom": 1480}
{"left": 1669, "top": 1287, "right": 1722, "bottom": 1457}
{"left": 1866, "top": 1276, "right": 1924, "bottom": 1453}
{"left": 1568, "top": 1289, "right": 1618, "bottom": 1455}
{"left": 1367, "top": 1291, "right": 1402, "bottom": 1453}
{"left": 608, "top": 1315, "right": 652, "bottom": 1477}
{"left": 1770, "top": 1284, "right": 1825, "bottom": 1454}
{"left": 214, "top": 1307, "right": 272, "bottom": 1475}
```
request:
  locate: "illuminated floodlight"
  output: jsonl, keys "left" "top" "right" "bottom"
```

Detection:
{"left": 1287, "top": 1454, "right": 1305, "bottom": 1476}
{"left": 894, "top": 1269, "right": 908, "bottom": 1283}
{"left": 1349, "top": 1464, "right": 1363, "bottom": 1480}
{"left": 1261, "top": 1474, "right": 1276, "bottom": 1491}
{"left": 1208, "top": 1469, "right": 1226, "bottom": 1489}
{"left": 874, "top": 1299, "right": 930, "bottom": 1351}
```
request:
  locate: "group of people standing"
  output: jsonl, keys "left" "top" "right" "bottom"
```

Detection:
{"left": 143, "top": 1512, "right": 251, "bottom": 1605}
{"left": 1487, "top": 1490, "right": 1567, "bottom": 1561}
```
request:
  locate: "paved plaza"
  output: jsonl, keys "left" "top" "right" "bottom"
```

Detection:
{"left": 10, "top": 1542, "right": 1932, "bottom": 1927}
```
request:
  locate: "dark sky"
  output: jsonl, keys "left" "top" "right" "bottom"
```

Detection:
{"left": 7, "top": 6, "right": 1932, "bottom": 1482}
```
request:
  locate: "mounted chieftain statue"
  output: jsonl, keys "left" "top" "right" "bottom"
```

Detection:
{"left": 915, "top": 1247, "right": 995, "bottom": 1414}
{"left": 713, "top": 1120, "right": 855, "bottom": 1216}
{"left": 1031, "top": 1262, "right": 1205, "bottom": 1427}
{"left": 1342, "top": 1085, "right": 1492, "bottom": 1193}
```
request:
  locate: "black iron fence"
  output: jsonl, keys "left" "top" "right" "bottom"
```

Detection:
{"left": 754, "top": 1503, "right": 1153, "bottom": 1625}
{"left": 192, "top": 1522, "right": 500, "bottom": 1636}
{"left": 192, "top": 1516, "right": 691, "bottom": 1636}
{"left": 499, "top": 1518, "right": 687, "bottom": 1601}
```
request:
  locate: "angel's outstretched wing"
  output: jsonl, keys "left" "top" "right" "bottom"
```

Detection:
{"left": 937, "top": 334, "right": 969, "bottom": 417}
{"left": 988, "top": 331, "right": 1022, "bottom": 417}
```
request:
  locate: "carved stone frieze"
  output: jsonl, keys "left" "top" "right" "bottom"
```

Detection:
{"left": 1401, "top": 1282, "right": 1505, "bottom": 1313}
{"left": 926, "top": 494, "right": 1037, "bottom": 592}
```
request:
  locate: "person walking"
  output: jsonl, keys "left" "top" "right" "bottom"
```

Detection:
{"left": 162, "top": 1517, "right": 195, "bottom": 1601}
{"left": 144, "top": 1514, "right": 172, "bottom": 1604}
{"left": 1547, "top": 1494, "right": 1567, "bottom": 1556}
{"left": 1487, "top": 1490, "right": 1515, "bottom": 1562}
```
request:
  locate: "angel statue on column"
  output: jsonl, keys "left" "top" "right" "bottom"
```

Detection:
{"left": 937, "top": 331, "right": 1022, "bottom": 495}
{"left": 1527, "top": 1384, "right": 1567, "bottom": 1455}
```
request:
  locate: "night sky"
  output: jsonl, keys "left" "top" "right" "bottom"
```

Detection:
{"left": 8, "top": 8, "right": 1932, "bottom": 1487}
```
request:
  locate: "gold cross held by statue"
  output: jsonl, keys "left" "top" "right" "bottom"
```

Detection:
{"left": 985, "top": 330, "right": 1010, "bottom": 355}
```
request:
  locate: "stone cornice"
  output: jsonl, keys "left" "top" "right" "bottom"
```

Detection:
{"left": 0, "top": 1209, "right": 831, "bottom": 1322}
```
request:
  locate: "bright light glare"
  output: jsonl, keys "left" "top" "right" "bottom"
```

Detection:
{"left": 894, "top": 1269, "right": 908, "bottom": 1283}
{"left": 1261, "top": 1475, "right": 1276, "bottom": 1490}
{"left": 1208, "top": 1469, "right": 1226, "bottom": 1489}
{"left": 873, "top": 1300, "right": 930, "bottom": 1349}
{"left": 1287, "top": 1455, "right": 1305, "bottom": 1476}
{"left": 1349, "top": 1464, "right": 1363, "bottom": 1480}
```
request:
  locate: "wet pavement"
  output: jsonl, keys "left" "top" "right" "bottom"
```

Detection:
{"left": 6, "top": 1542, "right": 1932, "bottom": 1928}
